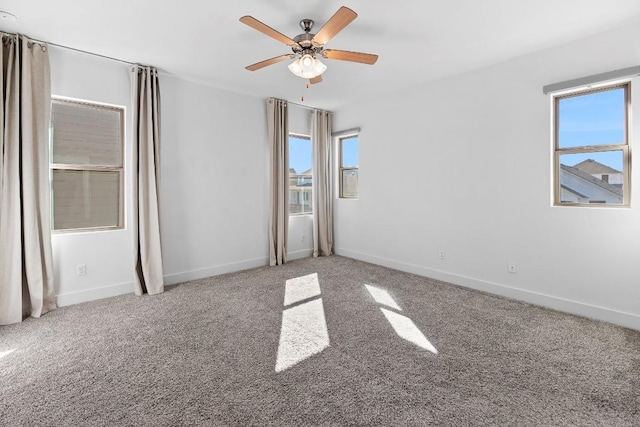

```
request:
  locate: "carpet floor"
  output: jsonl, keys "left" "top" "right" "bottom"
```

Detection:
{"left": 1, "top": 256, "right": 639, "bottom": 426}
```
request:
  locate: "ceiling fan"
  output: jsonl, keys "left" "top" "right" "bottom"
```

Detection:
{"left": 239, "top": 6, "right": 378, "bottom": 85}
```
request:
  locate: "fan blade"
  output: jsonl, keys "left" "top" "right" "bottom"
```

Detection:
{"left": 246, "top": 54, "right": 294, "bottom": 71}
{"left": 323, "top": 49, "right": 378, "bottom": 65}
{"left": 239, "top": 16, "right": 297, "bottom": 46}
{"left": 309, "top": 75, "right": 323, "bottom": 84}
{"left": 312, "top": 6, "right": 358, "bottom": 45}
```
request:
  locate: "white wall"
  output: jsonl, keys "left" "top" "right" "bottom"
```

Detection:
{"left": 160, "top": 76, "right": 270, "bottom": 284}
{"left": 333, "top": 22, "right": 640, "bottom": 330}
{"left": 50, "top": 47, "right": 135, "bottom": 306}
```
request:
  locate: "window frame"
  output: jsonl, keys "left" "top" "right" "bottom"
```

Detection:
{"left": 288, "top": 132, "right": 313, "bottom": 216}
{"left": 50, "top": 96, "right": 125, "bottom": 233}
{"left": 553, "top": 82, "right": 631, "bottom": 207}
{"left": 338, "top": 132, "right": 359, "bottom": 199}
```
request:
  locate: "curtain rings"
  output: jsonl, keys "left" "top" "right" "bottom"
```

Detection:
{"left": 2, "top": 33, "right": 16, "bottom": 46}
{"left": 25, "top": 41, "right": 47, "bottom": 52}
{"left": 133, "top": 65, "right": 158, "bottom": 76}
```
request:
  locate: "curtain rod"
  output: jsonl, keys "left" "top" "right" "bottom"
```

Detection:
{"left": 542, "top": 65, "right": 640, "bottom": 94}
{"left": 28, "top": 40, "right": 334, "bottom": 104}
{"left": 287, "top": 100, "right": 317, "bottom": 111}
{"left": 30, "top": 37, "right": 136, "bottom": 66}
{"left": 282, "top": 98, "right": 333, "bottom": 113}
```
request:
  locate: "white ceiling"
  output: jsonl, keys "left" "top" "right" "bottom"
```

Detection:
{"left": 2, "top": 1, "right": 640, "bottom": 110}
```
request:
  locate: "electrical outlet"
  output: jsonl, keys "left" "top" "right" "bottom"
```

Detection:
{"left": 438, "top": 250, "right": 446, "bottom": 260}
{"left": 508, "top": 261, "right": 517, "bottom": 274}
{"left": 77, "top": 264, "right": 87, "bottom": 276}
{"left": 301, "top": 234, "right": 306, "bottom": 243}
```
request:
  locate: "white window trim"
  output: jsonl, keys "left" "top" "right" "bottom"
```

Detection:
{"left": 289, "top": 133, "right": 313, "bottom": 216}
{"left": 50, "top": 96, "right": 126, "bottom": 232}
{"left": 551, "top": 82, "right": 631, "bottom": 208}
{"left": 335, "top": 131, "right": 359, "bottom": 199}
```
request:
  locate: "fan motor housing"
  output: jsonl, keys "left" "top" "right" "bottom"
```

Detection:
{"left": 292, "top": 34, "right": 323, "bottom": 55}
{"left": 291, "top": 18, "right": 323, "bottom": 54}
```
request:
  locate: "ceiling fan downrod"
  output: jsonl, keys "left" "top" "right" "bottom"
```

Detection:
{"left": 299, "top": 19, "right": 314, "bottom": 33}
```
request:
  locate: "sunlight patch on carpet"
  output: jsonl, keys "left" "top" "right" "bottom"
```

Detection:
{"left": 275, "top": 298, "right": 329, "bottom": 372}
{"left": 364, "top": 284, "right": 402, "bottom": 310}
{"left": 380, "top": 308, "right": 438, "bottom": 354}
{"left": 365, "top": 284, "right": 438, "bottom": 354}
{"left": 0, "top": 349, "right": 16, "bottom": 359}
{"left": 284, "top": 273, "right": 321, "bottom": 307}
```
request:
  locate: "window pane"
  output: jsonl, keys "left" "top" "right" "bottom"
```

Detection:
{"left": 341, "top": 136, "right": 358, "bottom": 167}
{"left": 52, "top": 101, "right": 122, "bottom": 165}
{"left": 558, "top": 88, "right": 625, "bottom": 149}
{"left": 52, "top": 170, "right": 121, "bottom": 230}
{"left": 559, "top": 151, "right": 624, "bottom": 205}
{"left": 341, "top": 169, "right": 358, "bottom": 198}
{"left": 289, "top": 136, "right": 312, "bottom": 215}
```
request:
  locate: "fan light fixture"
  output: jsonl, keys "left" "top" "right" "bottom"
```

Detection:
{"left": 240, "top": 7, "right": 379, "bottom": 85}
{"left": 288, "top": 54, "right": 327, "bottom": 79}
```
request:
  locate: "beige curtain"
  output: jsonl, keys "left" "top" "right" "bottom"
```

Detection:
{"left": 311, "top": 109, "right": 333, "bottom": 257}
{"left": 131, "top": 65, "right": 164, "bottom": 295}
{"left": 0, "top": 34, "right": 56, "bottom": 325}
{"left": 267, "top": 98, "right": 289, "bottom": 266}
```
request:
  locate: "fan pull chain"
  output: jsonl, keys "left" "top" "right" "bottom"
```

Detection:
{"left": 301, "top": 81, "right": 310, "bottom": 102}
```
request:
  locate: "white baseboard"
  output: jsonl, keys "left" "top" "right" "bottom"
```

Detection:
{"left": 164, "top": 256, "right": 269, "bottom": 286}
{"left": 164, "top": 251, "right": 313, "bottom": 286}
{"left": 334, "top": 247, "right": 640, "bottom": 331}
{"left": 288, "top": 249, "right": 313, "bottom": 261}
{"left": 56, "top": 281, "right": 133, "bottom": 307}
{"left": 56, "top": 253, "right": 308, "bottom": 307}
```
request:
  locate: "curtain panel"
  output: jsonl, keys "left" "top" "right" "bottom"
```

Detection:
{"left": 267, "top": 98, "right": 289, "bottom": 266}
{"left": 311, "top": 109, "right": 333, "bottom": 257}
{"left": 0, "top": 34, "right": 56, "bottom": 325}
{"left": 130, "top": 65, "right": 164, "bottom": 295}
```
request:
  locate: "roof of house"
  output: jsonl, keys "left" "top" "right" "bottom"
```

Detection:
{"left": 572, "top": 159, "right": 621, "bottom": 174}
{"left": 560, "top": 164, "right": 623, "bottom": 196}
{"left": 560, "top": 184, "right": 589, "bottom": 199}
{"left": 289, "top": 168, "right": 311, "bottom": 176}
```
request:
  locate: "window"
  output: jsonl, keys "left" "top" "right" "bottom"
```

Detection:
{"left": 50, "top": 98, "right": 124, "bottom": 231}
{"left": 289, "top": 134, "right": 312, "bottom": 215}
{"left": 553, "top": 83, "right": 630, "bottom": 206}
{"left": 339, "top": 134, "right": 359, "bottom": 198}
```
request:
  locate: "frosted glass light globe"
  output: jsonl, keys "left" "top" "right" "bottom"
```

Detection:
{"left": 288, "top": 55, "right": 327, "bottom": 79}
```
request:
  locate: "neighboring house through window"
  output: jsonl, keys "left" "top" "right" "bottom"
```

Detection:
{"left": 50, "top": 98, "right": 125, "bottom": 231}
{"left": 338, "top": 132, "right": 359, "bottom": 198}
{"left": 553, "top": 82, "right": 630, "bottom": 206}
{"left": 289, "top": 134, "right": 312, "bottom": 215}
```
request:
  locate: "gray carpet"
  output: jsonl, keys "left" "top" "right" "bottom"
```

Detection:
{"left": 1, "top": 256, "right": 639, "bottom": 426}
